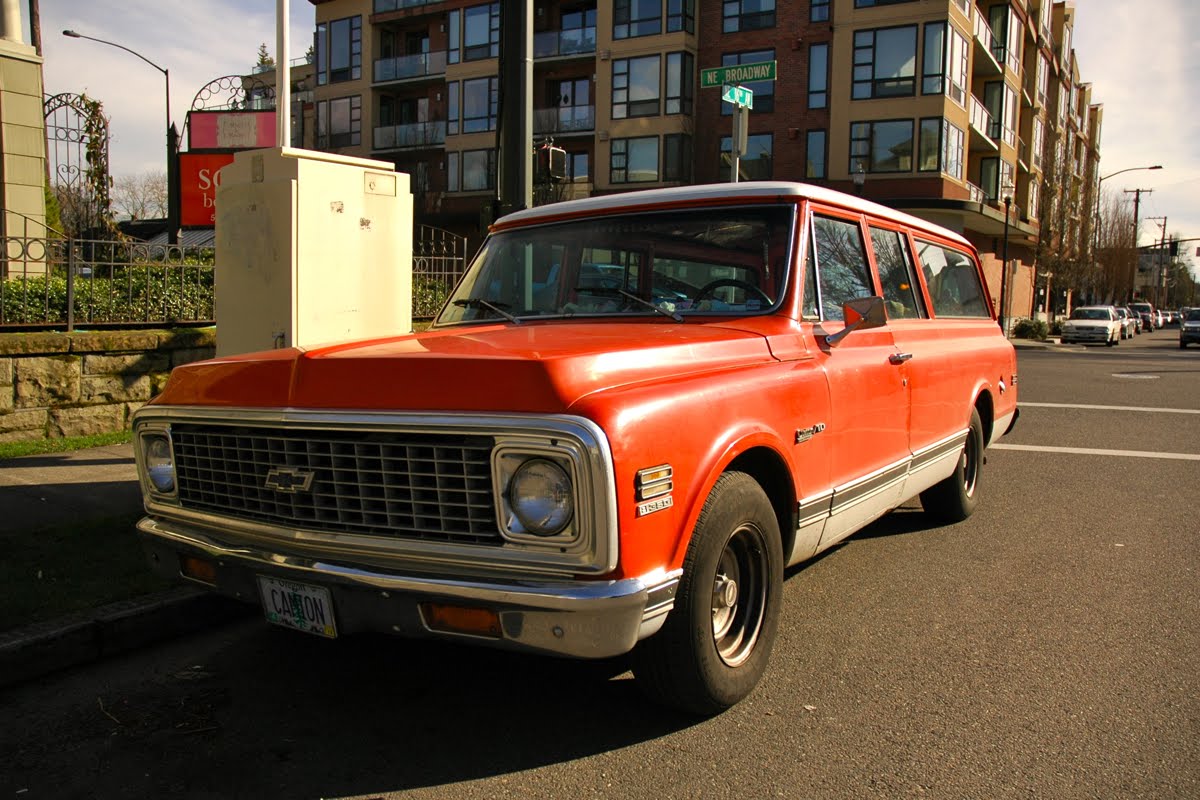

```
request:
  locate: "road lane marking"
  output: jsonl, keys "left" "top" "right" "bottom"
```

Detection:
{"left": 991, "top": 444, "right": 1200, "bottom": 461}
{"left": 1019, "top": 402, "right": 1200, "bottom": 415}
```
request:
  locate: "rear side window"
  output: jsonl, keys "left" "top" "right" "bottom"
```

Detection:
{"left": 870, "top": 227, "right": 924, "bottom": 319}
{"left": 915, "top": 240, "right": 989, "bottom": 318}
{"left": 812, "top": 215, "right": 874, "bottom": 321}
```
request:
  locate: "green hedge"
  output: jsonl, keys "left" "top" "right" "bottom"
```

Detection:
{"left": 1, "top": 267, "right": 214, "bottom": 325}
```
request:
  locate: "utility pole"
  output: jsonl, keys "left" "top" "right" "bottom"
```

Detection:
{"left": 1124, "top": 188, "right": 1152, "bottom": 300}
{"left": 1148, "top": 216, "right": 1167, "bottom": 309}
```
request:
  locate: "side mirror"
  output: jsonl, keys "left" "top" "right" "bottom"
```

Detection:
{"left": 825, "top": 296, "right": 887, "bottom": 347}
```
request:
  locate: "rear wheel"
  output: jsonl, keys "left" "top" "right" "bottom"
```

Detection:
{"left": 632, "top": 471, "right": 783, "bottom": 715}
{"left": 921, "top": 408, "right": 984, "bottom": 523}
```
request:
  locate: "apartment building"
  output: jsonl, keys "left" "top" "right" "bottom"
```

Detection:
{"left": 301, "top": 0, "right": 1102, "bottom": 320}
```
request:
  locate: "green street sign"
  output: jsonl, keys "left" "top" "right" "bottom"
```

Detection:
{"left": 721, "top": 84, "right": 754, "bottom": 109}
{"left": 700, "top": 60, "right": 777, "bottom": 88}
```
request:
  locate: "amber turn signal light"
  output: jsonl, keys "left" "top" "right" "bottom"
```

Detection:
{"left": 420, "top": 603, "right": 502, "bottom": 639}
{"left": 179, "top": 555, "right": 217, "bottom": 585}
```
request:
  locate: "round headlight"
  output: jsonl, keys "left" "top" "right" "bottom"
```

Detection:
{"left": 145, "top": 435, "right": 176, "bottom": 493}
{"left": 508, "top": 459, "right": 573, "bottom": 536}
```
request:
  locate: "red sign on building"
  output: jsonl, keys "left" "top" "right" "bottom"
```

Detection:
{"left": 179, "top": 152, "right": 237, "bottom": 227}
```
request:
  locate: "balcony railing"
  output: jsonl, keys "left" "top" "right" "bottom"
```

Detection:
{"left": 373, "top": 120, "right": 446, "bottom": 150}
{"left": 374, "top": 0, "right": 437, "bottom": 12}
{"left": 533, "top": 105, "right": 595, "bottom": 135}
{"left": 374, "top": 50, "right": 447, "bottom": 83}
{"left": 533, "top": 27, "right": 597, "bottom": 58}
{"left": 966, "top": 181, "right": 985, "bottom": 204}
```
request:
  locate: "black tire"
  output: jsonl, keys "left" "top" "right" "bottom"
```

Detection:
{"left": 920, "top": 407, "right": 984, "bottom": 523}
{"left": 632, "top": 471, "right": 783, "bottom": 715}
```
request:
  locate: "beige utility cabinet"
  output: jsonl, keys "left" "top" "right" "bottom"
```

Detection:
{"left": 215, "top": 147, "right": 412, "bottom": 357}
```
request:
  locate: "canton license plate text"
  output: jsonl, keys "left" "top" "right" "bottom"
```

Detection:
{"left": 257, "top": 575, "right": 338, "bottom": 638}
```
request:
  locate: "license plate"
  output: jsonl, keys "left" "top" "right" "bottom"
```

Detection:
{"left": 257, "top": 575, "right": 338, "bottom": 638}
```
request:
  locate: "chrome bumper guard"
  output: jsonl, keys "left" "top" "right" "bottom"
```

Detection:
{"left": 137, "top": 517, "right": 679, "bottom": 659}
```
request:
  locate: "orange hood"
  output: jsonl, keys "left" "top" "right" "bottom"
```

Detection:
{"left": 152, "top": 322, "right": 778, "bottom": 414}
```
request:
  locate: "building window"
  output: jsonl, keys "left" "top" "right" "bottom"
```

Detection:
{"left": 667, "top": 0, "right": 695, "bottom": 33}
{"left": 462, "top": 3, "right": 500, "bottom": 61}
{"left": 446, "top": 81, "right": 460, "bottom": 135}
{"left": 808, "top": 43, "right": 829, "bottom": 109}
{"left": 723, "top": 0, "right": 775, "bottom": 33}
{"left": 811, "top": 0, "right": 830, "bottom": 22}
{"left": 666, "top": 52, "right": 694, "bottom": 115}
{"left": 922, "top": 22, "right": 945, "bottom": 95}
{"left": 849, "top": 119, "right": 913, "bottom": 173}
{"left": 611, "top": 137, "right": 659, "bottom": 183}
{"left": 853, "top": 26, "right": 917, "bottom": 99}
{"left": 315, "top": 16, "right": 362, "bottom": 85}
{"left": 316, "top": 95, "right": 362, "bottom": 148}
{"left": 663, "top": 134, "right": 693, "bottom": 182}
{"left": 806, "top": 129, "right": 827, "bottom": 179}
{"left": 449, "top": 149, "right": 496, "bottom": 192}
{"left": 612, "top": 56, "right": 661, "bottom": 119}
{"left": 946, "top": 25, "right": 968, "bottom": 106}
{"left": 918, "top": 118, "right": 940, "bottom": 172}
{"left": 943, "top": 119, "right": 964, "bottom": 180}
{"left": 720, "top": 133, "right": 772, "bottom": 181}
{"left": 614, "top": 0, "right": 661, "bottom": 39}
{"left": 721, "top": 50, "right": 774, "bottom": 115}
{"left": 463, "top": 76, "right": 498, "bottom": 133}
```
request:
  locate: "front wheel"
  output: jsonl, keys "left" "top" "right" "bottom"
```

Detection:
{"left": 920, "top": 407, "right": 984, "bottom": 523}
{"left": 632, "top": 471, "right": 783, "bottom": 715}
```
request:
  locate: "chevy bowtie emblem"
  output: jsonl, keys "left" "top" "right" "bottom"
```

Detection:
{"left": 264, "top": 467, "right": 315, "bottom": 493}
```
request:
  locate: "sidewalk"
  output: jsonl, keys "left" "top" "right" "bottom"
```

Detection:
{"left": 0, "top": 444, "right": 247, "bottom": 688}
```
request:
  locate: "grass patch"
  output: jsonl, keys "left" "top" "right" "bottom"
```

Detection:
{"left": 0, "top": 511, "right": 170, "bottom": 632}
{"left": 0, "top": 430, "right": 133, "bottom": 461}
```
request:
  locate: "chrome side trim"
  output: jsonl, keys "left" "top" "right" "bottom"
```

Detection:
{"left": 910, "top": 430, "right": 968, "bottom": 474}
{"left": 829, "top": 458, "right": 910, "bottom": 516}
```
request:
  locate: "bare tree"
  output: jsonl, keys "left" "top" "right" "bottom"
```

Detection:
{"left": 112, "top": 171, "right": 167, "bottom": 220}
{"left": 1094, "top": 191, "right": 1136, "bottom": 303}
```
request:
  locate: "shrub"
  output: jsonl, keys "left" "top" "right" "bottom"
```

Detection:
{"left": 1011, "top": 317, "right": 1049, "bottom": 340}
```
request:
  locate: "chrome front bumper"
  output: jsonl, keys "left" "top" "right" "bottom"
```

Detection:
{"left": 137, "top": 516, "right": 679, "bottom": 659}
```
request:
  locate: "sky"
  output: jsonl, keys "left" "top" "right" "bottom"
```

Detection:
{"left": 34, "top": 0, "right": 1200, "bottom": 261}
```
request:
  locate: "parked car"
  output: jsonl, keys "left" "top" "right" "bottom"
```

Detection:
{"left": 131, "top": 181, "right": 1019, "bottom": 715}
{"left": 1181, "top": 307, "right": 1200, "bottom": 349}
{"left": 1114, "top": 307, "right": 1138, "bottom": 339}
{"left": 1128, "top": 301, "right": 1157, "bottom": 331}
{"left": 1120, "top": 306, "right": 1143, "bottom": 334}
{"left": 1060, "top": 306, "right": 1122, "bottom": 346}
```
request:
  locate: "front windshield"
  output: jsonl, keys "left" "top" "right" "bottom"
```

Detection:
{"left": 1070, "top": 308, "right": 1110, "bottom": 320}
{"left": 436, "top": 205, "right": 794, "bottom": 325}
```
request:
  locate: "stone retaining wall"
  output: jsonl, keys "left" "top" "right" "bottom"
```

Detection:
{"left": 0, "top": 329, "right": 216, "bottom": 443}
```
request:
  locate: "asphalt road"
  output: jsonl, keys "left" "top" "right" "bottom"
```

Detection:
{"left": 3, "top": 330, "right": 1197, "bottom": 800}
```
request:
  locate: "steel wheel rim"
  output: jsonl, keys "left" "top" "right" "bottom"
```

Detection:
{"left": 962, "top": 429, "right": 979, "bottom": 498}
{"left": 710, "top": 523, "right": 768, "bottom": 667}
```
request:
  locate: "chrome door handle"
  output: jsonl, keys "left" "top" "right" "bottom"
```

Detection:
{"left": 889, "top": 352, "right": 913, "bottom": 364}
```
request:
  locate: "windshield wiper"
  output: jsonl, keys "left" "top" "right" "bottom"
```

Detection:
{"left": 453, "top": 298, "right": 521, "bottom": 324}
{"left": 575, "top": 287, "right": 684, "bottom": 322}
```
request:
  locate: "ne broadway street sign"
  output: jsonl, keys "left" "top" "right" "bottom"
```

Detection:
{"left": 700, "top": 60, "right": 777, "bottom": 88}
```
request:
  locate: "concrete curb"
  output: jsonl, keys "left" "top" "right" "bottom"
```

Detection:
{"left": 0, "top": 587, "right": 251, "bottom": 689}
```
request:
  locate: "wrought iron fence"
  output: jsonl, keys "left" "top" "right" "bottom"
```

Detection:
{"left": 2, "top": 228, "right": 215, "bottom": 331}
{"left": 2, "top": 218, "right": 467, "bottom": 329}
{"left": 413, "top": 224, "right": 470, "bottom": 319}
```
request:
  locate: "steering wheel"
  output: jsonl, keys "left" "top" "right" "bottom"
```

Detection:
{"left": 693, "top": 278, "right": 771, "bottom": 306}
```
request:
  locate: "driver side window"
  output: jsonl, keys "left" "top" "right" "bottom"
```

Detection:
{"left": 812, "top": 215, "right": 874, "bottom": 321}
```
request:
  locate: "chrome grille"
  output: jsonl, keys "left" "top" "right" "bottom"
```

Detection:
{"left": 171, "top": 424, "right": 499, "bottom": 545}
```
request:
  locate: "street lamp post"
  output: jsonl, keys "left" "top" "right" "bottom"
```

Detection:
{"left": 998, "top": 192, "right": 1012, "bottom": 336}
{"left": 1093, "top": 164, "right": 1162, "bottom": 302}
{"left": 62, "top": 30, "right": 178, "bottom": 245}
